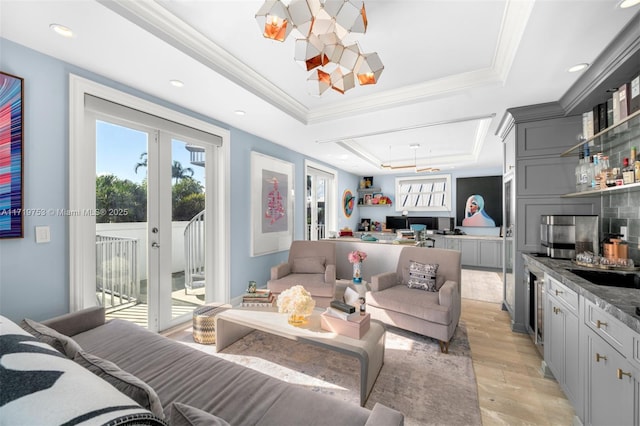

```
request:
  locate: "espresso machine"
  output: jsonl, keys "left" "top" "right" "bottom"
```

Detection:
{"left": 540, "top": 215, "right": 599, "bottom": 259}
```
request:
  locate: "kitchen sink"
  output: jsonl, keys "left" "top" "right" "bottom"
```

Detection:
{"left": 567, "top": 268, "right": 640, "bottom": 289}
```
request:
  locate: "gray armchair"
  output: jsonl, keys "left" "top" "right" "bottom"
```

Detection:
{"left": 267, "top": 240, "right": 336, "bottom": 308}
{"left": 366, "top": 247, "right": 462, "bottom": 353}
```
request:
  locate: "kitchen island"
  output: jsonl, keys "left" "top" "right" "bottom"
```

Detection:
{"left": 327, "top": 234, "right": 503, "bottom": 280}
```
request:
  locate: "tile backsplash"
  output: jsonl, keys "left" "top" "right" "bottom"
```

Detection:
{"left": 601, "top": 189, "right": 640, "bottom": 262}
{"left": 597, "top": 119, "right": 640, "bottom": 263}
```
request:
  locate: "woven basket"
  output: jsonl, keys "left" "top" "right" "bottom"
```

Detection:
{"left": 192, "top": 303, "right": 230, "bottom": 344}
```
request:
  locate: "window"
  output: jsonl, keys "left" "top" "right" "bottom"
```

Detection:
{"left": 395, "top": 175, "right": 452, "bottom": 212}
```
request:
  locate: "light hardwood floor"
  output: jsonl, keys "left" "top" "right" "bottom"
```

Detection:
{"left": 462, "top": 298, "right": 576, "bottom": 425}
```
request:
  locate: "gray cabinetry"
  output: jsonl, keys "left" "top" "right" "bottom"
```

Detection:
{"left": 445, "top": 237, "right": 460, "bottom": 251}
{"left": 444, "top": 237, "right": 502, "bottom": 268}
{"left": 584, "top": 327, "right": 636, "bottom": 426}
{"left": 498, "top": 103, "right": 600, "bottom": 333}
{"left": 459, "top": 239, "right": 477, "bottom": 266}
{"left": 581, "top": 298, "right": 639, "bottom": 425}
{"left": 544, "top": 275, "right": 581, "bottom": 412}
{"left": 479, "top": 240, "right": 502, "bottom": 268}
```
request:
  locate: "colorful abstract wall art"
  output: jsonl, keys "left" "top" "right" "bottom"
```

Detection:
{"left": 0, "top": 72, "right": 24, "bottom": 238}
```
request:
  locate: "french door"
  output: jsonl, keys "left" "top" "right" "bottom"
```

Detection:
{"left": 92, "top": 115, "right": 214, "bottom": 331}
{"left": 305, "top": 162, "right": 336, "bottom": 240}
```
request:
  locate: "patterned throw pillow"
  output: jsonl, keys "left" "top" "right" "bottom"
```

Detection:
{"left": 407, "top": 261, "right": 439, "bottom": 292}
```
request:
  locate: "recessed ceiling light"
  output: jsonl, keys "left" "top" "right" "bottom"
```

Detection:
{"left": 234, "top": 110, "right": 246, "bottom": 116}
{"left": 568, "top": 63, "right": 589, "bottom": 73}
{"left": 620, "top": 0, "right": 640, "bottom": 8}
{"left": 169, "top": 79, "right": 184, "bottom": 88}
{"left": 50, "top": 24, "right": 73, "bottom": 38}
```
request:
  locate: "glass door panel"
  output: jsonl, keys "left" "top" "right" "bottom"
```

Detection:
{"left": 306, "top": 169, "right": 330, "bottom": 240}
{"left": 95, "top": 120, "right": 150, "bottom": 328}
{"left": 168, "top": 138, "right": 207, "bottom": 322}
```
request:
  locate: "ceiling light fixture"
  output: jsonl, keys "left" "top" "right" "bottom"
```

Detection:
{"left": 50, "top": 23, "right": 74, "bottom": 38}
{"left": 169, "top": 79, "right": 184, "bottom": 87}
{"left": 255, "top": 0, "right": 383, "bottom": 95}
{"left": 619, "top": 0, "right": 640, "bottom": 8}
{"left": 568, "top": 63, "right": 589, "bottom": 73}
{"left": 234, "top": 110, "right": 246, "bottom": 116}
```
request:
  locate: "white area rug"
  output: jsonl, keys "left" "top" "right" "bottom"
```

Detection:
{"left": 172, "top": 322, "right": 481, "bottom": 426}
{"left": 461, "top": 268, "right": 503, "bottom": 303}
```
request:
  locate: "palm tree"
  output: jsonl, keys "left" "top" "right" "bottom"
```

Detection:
{"left": 135, "top": 152, "right": 194, "bottom": 183}
{"left": 172, "top": 160, "right": 194, "bottom": 184}
{"left": 134, "top": 152, "right": 147, "bottom": 174}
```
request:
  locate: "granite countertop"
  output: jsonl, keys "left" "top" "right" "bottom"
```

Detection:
{"left": 523, "top": 254, "right": 640, "bottom": 334}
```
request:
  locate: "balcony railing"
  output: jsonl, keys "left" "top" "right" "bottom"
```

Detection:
{"left": 307, "top": 224, "right": 326, "bottom": 240}
{"left": 96, "top": 235, "right": 139, "bottom": 311}
{"left": 184, "top": 210, "right": 205, "bottom": 294}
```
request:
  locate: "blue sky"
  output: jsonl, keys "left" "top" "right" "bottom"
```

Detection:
{"left": 96, "top": 120, "right": 205, "bottom": 185}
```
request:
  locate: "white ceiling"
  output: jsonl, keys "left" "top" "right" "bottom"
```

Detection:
{"left": 1, "top": 0, "right": 638, "bottom": 175}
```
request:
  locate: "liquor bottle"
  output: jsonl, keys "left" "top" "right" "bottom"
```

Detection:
{"left": 615, "top": 167, "right": 624, "bottom": 186}
{"left": 587, "top": 155, "right": 595, "bottom": 190}
{"left": 635, "top": 154, "right": 640, "bottom": 183}
{"left": 580, "top": 144, "right": 590, "bottom": 191}
{"left": 600, "top": 155, "right": 612, "bottom": 188}
{"left": 622, "top": 158, "right": 635, "bottom": 184}
{"left": 575, "top": 147, "right": 584, "bottom": 192}
{"left": 591, "top": 154, "right": 600, "bottom": 189}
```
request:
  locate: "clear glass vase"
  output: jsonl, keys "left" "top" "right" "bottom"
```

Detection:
{"left": 288, "top": 312, "right": 309, "bottom": 326}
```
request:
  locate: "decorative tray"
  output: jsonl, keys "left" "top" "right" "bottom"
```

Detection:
{"left": 572, "top": 260, "right": 639, "bottom": 272}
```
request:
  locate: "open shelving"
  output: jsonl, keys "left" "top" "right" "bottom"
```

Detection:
{"left": 560, "top": 109, "right": 640, "bottom": 157}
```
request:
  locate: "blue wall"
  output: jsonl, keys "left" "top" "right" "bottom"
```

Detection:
{"left": 0, "top": 39, "right": 354, "bottom": 322}
{"left": 0, "top": 38, "right": 501, "bottom": 322}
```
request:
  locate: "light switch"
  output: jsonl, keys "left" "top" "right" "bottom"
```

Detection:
{"left": 35, "top": 226, "right": 51, "bottom": 243}
{"left": 621, "top": 226, "right": 628, "bottom": 241}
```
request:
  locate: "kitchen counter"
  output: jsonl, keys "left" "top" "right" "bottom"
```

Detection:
{"left": 523, "top": 254, "right": 640, "bottom": 334}
{"left": 328, "top": 234, "right": 503, "bottom": 243}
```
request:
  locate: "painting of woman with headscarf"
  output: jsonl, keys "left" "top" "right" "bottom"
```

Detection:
{"left": 455, "top": 176, "right": 502, "bottom": 228}
{"left": 462, "top": 194, "right": 495, "bottom": 227}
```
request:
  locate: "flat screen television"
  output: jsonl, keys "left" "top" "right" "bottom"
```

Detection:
{"left": 385, "top": 216, "right": 407, "bottom": 231}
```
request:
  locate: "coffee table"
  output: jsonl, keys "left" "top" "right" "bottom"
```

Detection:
{"left": 215, "top": 307, "right": 385, "bottom": 406}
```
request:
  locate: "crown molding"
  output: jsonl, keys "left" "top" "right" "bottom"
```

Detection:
{"left": 308, "top": 68, "right": 501, "bottom": 124}
{"left": 560, "top": 11, "right": 640, "bottom": 115}
{"left": 495, "top": 111, "right": 515, "bottom": 141}
{"left": 492, "top": 0, "right": 535, "bottom": 82}
{"left": 308, "top": 0, "right": 531, "bottom": 124}
{"left": 98, "top": 0, "right": 310, "bottom": 123}
{"left": 507, "top": 102, "right": 567, "bottom": 123}
{"left": 102, "top": 0, "right": 529, "bottom": 126}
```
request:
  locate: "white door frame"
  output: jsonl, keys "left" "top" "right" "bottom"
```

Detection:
{"left": 69, "top": 74, "right": 230, "bottom": 329}
{"left": 304, "top": 160, "right": 337, "bottom": 240}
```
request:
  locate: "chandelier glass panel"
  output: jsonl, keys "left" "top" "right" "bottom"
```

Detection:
{"left": 255, "top": 0, "right": 384, "bottom": 95}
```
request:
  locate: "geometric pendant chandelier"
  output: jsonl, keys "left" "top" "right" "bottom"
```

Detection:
{"left": 256, "top": 0, "right": 384, "bottom": 95}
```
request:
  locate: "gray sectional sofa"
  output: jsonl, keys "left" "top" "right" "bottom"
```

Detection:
{"left": 0, "top": 307, "right": 404, "bottom": 426}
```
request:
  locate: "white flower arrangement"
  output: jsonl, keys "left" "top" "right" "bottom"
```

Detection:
{"left": 276, "top": 285, "right": 315, "bottom": 316}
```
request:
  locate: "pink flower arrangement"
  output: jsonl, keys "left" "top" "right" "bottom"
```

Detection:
{"left": 348, "top": 250, "right": 367, "bottom": 264}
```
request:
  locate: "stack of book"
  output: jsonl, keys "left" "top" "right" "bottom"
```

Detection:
{"left": 241, "top": 288, "right": 274, "bottom": 308}
{"left": 393, "top": 229, "right": 416, "bottom": 244}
